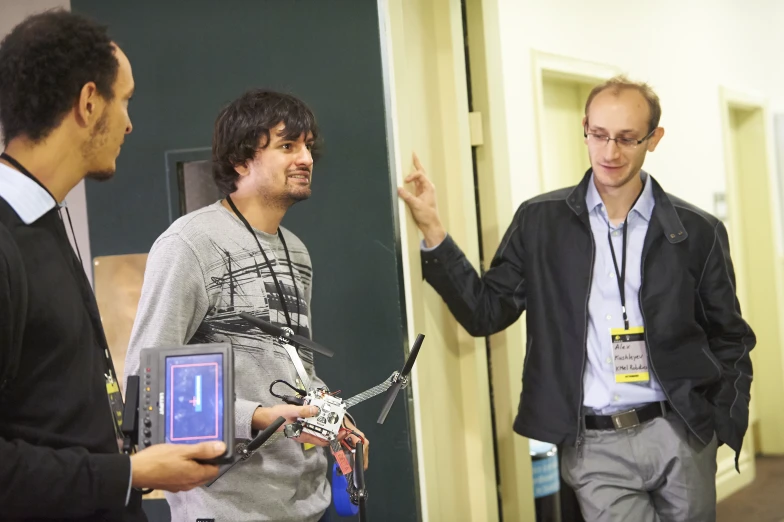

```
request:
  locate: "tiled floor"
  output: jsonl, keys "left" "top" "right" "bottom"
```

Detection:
{"left": 717, "top": 456, "right": 784, "bottom": 522}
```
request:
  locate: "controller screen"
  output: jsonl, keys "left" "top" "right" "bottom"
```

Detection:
{"left": 164, "top": 353, "right": 223, "bottom": 444}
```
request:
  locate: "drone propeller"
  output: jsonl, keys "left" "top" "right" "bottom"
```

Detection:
{"left": 354, "top": 441, "right": 367, "bottom": 521}
{"left": 239, "top": 312, "right": 335, "bottom": 358}
{"left": 246, "top": 415, "right": 287, "bottom": 453}
{"left": 377, "top": 334, "right": 425, "bottom": 424}
{"left": 376, "top": 380, "right": 402, "bottom": 426}
{"left": 206, "top": 416, "right": 286, "bottom": 487}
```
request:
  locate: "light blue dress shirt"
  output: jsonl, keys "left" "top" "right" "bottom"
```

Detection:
{"left": 583, "top": 172, "right": 666, "bottom": 414}
{"left": 0, "top": 161, "right": 56, "bottom": 222}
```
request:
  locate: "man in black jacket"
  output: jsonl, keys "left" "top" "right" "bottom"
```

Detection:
{"left": 0, "top": 10, "right": 225, "bottom": 521}
{"left": 398, "top": 75, "right": 754, "bottom": 521}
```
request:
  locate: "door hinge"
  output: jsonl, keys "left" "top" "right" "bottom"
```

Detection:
{"left": 469, "top": 111, "right": 484, "bottom": 146}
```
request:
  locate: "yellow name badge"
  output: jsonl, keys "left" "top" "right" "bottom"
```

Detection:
{"left": 105, "top": 378, "right": 124, "bottom": 426}
{"left": 106, "top": 380, "right": 120, "bottom": 395}
{"left": 610, "top": 327, "right": 650, "bottom": 383}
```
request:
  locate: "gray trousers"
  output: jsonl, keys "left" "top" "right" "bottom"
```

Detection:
{"left": 560, "top": 410, "right": 718, "bottom": 522}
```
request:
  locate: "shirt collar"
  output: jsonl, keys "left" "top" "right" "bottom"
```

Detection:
{"left": 585, "top": 170, "right": 655, "bottom": 222}
{"left": 0, "top": 161, "right": 57, "bottom": 224}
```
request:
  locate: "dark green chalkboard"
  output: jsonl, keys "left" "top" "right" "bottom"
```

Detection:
{"left": 71, "top": 1, "right": 418, "bottom": 520}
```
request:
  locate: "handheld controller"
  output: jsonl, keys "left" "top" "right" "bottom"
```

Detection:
{"left": 136, "top": 343, "right": 235, "bottom": 465}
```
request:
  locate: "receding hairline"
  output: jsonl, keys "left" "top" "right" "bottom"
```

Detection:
{"left": 109, "top": 43, "right": 135, "bottom": 98}
{"left": 584, "top": 75, "right": 662, "bottom": 132}
{"left": 587, "top": 87, "right": 651, "bottom": 121}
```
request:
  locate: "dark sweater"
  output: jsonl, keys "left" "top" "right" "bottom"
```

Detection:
{"left": 0, "top": 196, "right": 145, "bottom": 521}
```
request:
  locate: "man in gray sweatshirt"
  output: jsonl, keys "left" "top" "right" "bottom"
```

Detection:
{"left": 125, "top": 89, "right": 369, "bottom": 522}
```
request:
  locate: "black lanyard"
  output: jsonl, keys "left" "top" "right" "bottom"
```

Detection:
{"left": 606, "top": 184, "right": 645, "bottom": 332}
{"left": 1, "top": 152, "right": 56, "bottom": 199}
{"left": 225, "top": 195, "right": 301, "bottom": 334}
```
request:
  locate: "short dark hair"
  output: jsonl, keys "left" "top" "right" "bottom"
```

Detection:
{"left": 0, "top": 9, "right": 118, "bottom": 145}
{"left": 585, "top": 75, "right": 662, "bottom": 133}
{"left": 212, "top": 89, "right": 321, "bottom": 195}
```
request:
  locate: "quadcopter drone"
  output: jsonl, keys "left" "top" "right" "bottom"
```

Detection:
{"left": 207, "top": 312, "right": 425, "bottom": 521}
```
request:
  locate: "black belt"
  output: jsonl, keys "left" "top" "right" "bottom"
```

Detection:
{"left": 585, "top": 401, "right": 671, "bottom": 430}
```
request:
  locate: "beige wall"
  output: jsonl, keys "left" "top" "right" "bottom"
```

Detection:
{"left": 383, "top": 0, "right": 535, "bottom": 519}
{"left": 464, "top": 1, "right": 537, "bottom": 520}
{"left": 0, "top": 0, "right": 93, "bottom": 284}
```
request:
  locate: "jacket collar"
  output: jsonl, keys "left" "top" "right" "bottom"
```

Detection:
{"left": 567, "top": 168, "right": 688, "bottom": 244}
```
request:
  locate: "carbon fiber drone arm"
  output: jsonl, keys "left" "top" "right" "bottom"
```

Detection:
{"left": 344, "top": 372, "right": 399, "bottom": 409}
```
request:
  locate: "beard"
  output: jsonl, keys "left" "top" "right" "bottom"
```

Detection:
{"left": 282, "top": 173, "right": 312, "bottom": 204}
{"left": 258, "top": 185, "right": 312, "bottom": 211}
{"left": 86, "top": 169, "right": 114, "bottom": 181}
{"left": 269, "top": 187, "right": 311, "bottom": 210}
{"left": 288, "top": 186, "right": 312, "bottom": 202}
{"left": 82, "top": 110, "right": 115, "bottom": 181}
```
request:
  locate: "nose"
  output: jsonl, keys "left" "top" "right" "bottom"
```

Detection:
{"left": 126, "top": 117, "right": 133, "bottom": 135}
{"left": 296, "top": 146, "right": 313, "bottom": 167}
{"left": 603, "top": 139, "right": 621, "bottom": 161}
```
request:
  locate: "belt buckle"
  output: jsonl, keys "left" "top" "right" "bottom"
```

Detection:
{"left": 611, "top": 409, "right": 640, "bottom": 430}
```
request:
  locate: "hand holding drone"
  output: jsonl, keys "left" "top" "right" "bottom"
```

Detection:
{"left": 241, "top": 312, "right": 424, "bottom": 438}
{"left": 207, "top": 312, "right": 425, "bottom": 521}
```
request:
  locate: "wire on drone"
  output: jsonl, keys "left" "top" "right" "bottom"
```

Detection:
{"left": 269, "top": 379, "right": 307, "bottom": 405}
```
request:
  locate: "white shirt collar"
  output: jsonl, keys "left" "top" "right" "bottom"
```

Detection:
{"left": 585, "top": 170, "right": 655, "bottom": 222}
{"left": 0, "top": 161, "right": 57, "bottom": 224}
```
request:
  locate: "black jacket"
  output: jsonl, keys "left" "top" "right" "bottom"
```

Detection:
{"left": 422, "top": 171, "right": 755, "bottom": 467}
{"left": 0, "top": 197, "right": 145, "bottom": 521}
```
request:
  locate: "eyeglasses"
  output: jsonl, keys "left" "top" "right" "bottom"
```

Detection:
{"left": 583, "top": 127, "right": 656, "bottom": 150}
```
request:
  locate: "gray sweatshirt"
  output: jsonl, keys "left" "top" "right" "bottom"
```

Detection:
{"left": 125, "top": 201, "right": 330, "bottom": 522}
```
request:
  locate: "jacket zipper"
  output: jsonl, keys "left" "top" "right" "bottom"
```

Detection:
{"left": 639, "top": 250, "right": 706, "bottom": 445}
{"left": 701, "top": 347, "right": 723, "bottom": 380}
{"left": 576, "top": 234, "right": 596, "bottom": 456}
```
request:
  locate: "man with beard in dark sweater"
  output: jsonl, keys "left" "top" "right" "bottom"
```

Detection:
{"left": 0, "top": 10, "right": 225, "bottom": 521}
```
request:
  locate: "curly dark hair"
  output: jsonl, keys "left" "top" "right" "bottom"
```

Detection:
{"left": 212, "top": 89, "right": 321, "bottom": 195}
{"left": 0, "top": 9, "right": 118, "bottom": 145}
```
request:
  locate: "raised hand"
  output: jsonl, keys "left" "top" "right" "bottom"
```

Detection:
{"left": 397, "top": 152, "right": 446, "bottom": 248}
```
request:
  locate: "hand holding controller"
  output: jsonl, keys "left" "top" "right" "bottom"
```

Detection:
{"left": 131, "top": 441, "right": 226, "bottom": 492}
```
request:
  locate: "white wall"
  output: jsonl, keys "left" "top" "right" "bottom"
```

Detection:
{"left": 0, "top": 0, "right": 94, "bottom": 284}
{"left": 494, "top": 0, "right": 784, "bottom": 213}
{"left": 0, "top": 0, "right": 69, "bottom": 36}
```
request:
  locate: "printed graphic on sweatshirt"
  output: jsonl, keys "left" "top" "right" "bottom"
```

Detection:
{"left": 190, "top": 236, "right": 314, "bottom": 364}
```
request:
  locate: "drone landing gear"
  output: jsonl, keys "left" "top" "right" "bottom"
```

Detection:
{"left": 353, "top": 441, "right": 368, "bottom": 521}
